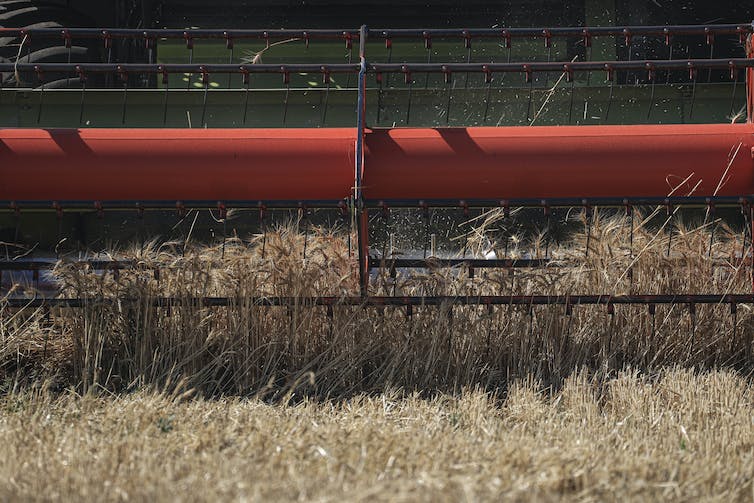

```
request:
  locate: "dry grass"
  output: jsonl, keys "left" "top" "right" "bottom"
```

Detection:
{"left": 0, "top": 369, "right": 751, "bottom": 501}
{"left": 1, "top": 212, "right": 753, "bottom": 396}
{"left": 0, "top": 213, "right": 753, "bottom": 501}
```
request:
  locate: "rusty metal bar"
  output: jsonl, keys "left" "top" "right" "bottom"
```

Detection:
{"left": 4, "top": 294, "right": 754, "bottom": 309}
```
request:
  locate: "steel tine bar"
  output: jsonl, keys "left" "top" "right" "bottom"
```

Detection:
{"left": 200, "top": 67, "right": 209, "bottom": 127}
{"left": 77, "top": 67, "right": 87, "bottom": 126}
{"left": 185, "top": 32, "right": 194, "bottom": 90}
{"left": 242, "top": 69, "right": 251, "bottom": 125}
{"left": 376, "top": 73, "right": 383, "bottom": 125}
{"left": 524, "top": 66, "right": 533, "bottom": 123}
{"left": 218, "top": 203, "right": 227, "bottom": 259}
{"left": 161, "top": 67, "right": 169, "bottom": 125}
{"left": 463, "top": 31, "right": 472, "bottom": 88}
{"left": 259, "top": 205, "right": 267, "bottom": 259}
{"left": 282, "top": 69, "right": 290, "bottom": 125}
{"left": 119, "top": 68, "right": 128, "bottom": 124}
{"left": 344, "top": 33, "right": 353, "bottom": 89}
{"left": 11, "top": 204, "right": 20, "bottom": 245}
{"left": 321, "top": 68, "right": 331, "bottom": 126}
{"left": 421, "top": 203, "right": 430, "bottom": 259}
{"left": 603, "top": 65, "right": 614, "bottom": 124}
{"left": 706, "top": 29, "right": 715, "bottom": 83}
{"left": 443, "top": 66, "right": 452, "bottom": 125}
{"left": 646, "top": 64, "right": 656, "bottom": 121}
{"left": 566, "top": 65, "right": 575, "bottom": 124}
{"left": 665, "top": 200, "right": 674, "bottom": 257}
{"left": 689, "top": 64, "right": 698, "bottom": 120}
{"left": 54, "top": 202, "right": 62, "bottom": 259}
{"left": 707, "top": 199, "right": 716, "bottom": 258}
{"left": 482, "top": 66, "right": 492, "bottom": 123}
{"left": 543, "top": 29, "right": 551, "bottom": 87}
{"left": 136, "top": 204, "right": 145, "bottom": 252}
{"left": 584, "top": 28, "right": 592, "bottom": 86}
{"left": 665, "top": 29, "right": 673, "bottom": 84}
{"left": 584, "top": 200, "right": 592, "bottom": 258}
{"left": 403, "top": 66, "right": 412, "bottom": 125}
{"left": 730, "top": 66, "right": 740, "bottom": 117}
{"left": 384, "top": 36, "right": 392, "bottom": 87}
{"left": 460, "top": 203, "right": 470, "bottom": 258}
{"left": 542, "top": 201, "right": 551, "bottom": 259}
{"left": 225, "top": 32, "right": 234, "bottom": 88}
{"left": 35, "top": 66, "right": 44, "bottom": 124}
{"left": 423, "top": 31, "right": 432, "bottom": 89}
{"left": 300, "top": 205, "right": 310, "bottom": 261}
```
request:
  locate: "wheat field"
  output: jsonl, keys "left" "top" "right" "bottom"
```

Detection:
{"left": 1, "top": 211, "right": 753, "bottom": 500}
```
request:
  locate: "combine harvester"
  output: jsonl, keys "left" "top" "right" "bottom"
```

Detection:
{"left": 0, "top": 5, "right": 753, "bottom": 327}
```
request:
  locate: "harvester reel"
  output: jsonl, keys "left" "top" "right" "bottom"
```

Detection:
{"left": 0, "top": 1, "right": 101, "bottom": 87}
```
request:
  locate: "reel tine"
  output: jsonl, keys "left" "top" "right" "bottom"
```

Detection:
{"left": 543, "top": 30, "right": 551, "bottom": 87}
{"left": 421, "top": 203, "right": 431, "bottom": 259}
{"left": 403, "top": 66, "right": 413, "bottom": 125}
{"left": 282, "top": 69, "right": 290, "bottom": 125}
{"left": 688, "top": 64, "right": 697, "bottom": 121}
{"left": 218, "top": 203, "right": 227, "bottom": 259}
{"left": 242, "top": 69, "right": 251, "bottom": 125}
{"left": 423, "top": 32, "right": 432, "bottom": 89}
{"left": 542, "top": 201, "right": 551, "bottom": 259}
{"left": 646, "top": 65, "right": 656, "bottom": 121}
{"left": 344, "top": 33, "right": 353, "bottom": 90}
{"left": 200, "top": 68, "right": 209, "bottom": 128}
{"left": 119, "top": 68, "right": 129, "bottom": 125}
{"left": 443, "top": 66, "right": 452, "bottom": 125}
{"left": 482, "top": 66, "right": 492, "bottom": 124}
{"left": 625, "top": 200, "right": 634, "bottom": 257}
{"left": 706, "top": 30, "right": 715, "bottom": 83}
{"left": 463, "top": 31, "right": 472, "bottom": 89}
{"left": 567, "top": 67, "right": 575, "bottom": 124}
{"left": 185, "top": 32, "right": 194, "bottom": 90}
{"left": 376, "top": 72, "right": 383, "bottom": 125}
{"left": 77, "top": 67, "right": 87, "bottom": 126}
{"left": 95, "top": 202, "right": 105, "bottom": 252}
{"left": 259, "top": 205, "right": 267, "bottom": 259}
{"left": 665, "top": 32, "right": 673, "bottom": 85}
{"left": 460, "top": 203, "right": 470, "bottom": 258}
{"left": 54, "top": 203, "right": 63, "bottom": 259}
{"left": 12, "top": 204, "right": 20, "bottom": 246}
{"left": 707, "top": 199, "right": 715, "bottom": 258}
{"left": 300, "top": 206, "right": 310, "bottom": 261}
{"left": 524, "top": 67, "right": 533, "bottom": 123}
{"left": 320, "top": 68, "right": 331, "bottom": 126}
{"left": 136, "top": 204, "right": 145, "bottom": 252}
{"left": 729, "top": 65, "right": 739, "bottom": 118}
{"left": 35, "top": 67, "right": 44, "bottom": 124}
{"left": 161, "top": 68, "right": 169, "bottom": 126}
{"left": 603, "top": 66, "right": 614, "bottom": 124}
{"left": 583, "top": 201, "right": 592, "bottom": 258}
{"left": 384, "top": 36, "right": 393, "bottom": 87}
{"left": 665, "top": 200, "right": 674, "bottom": 257}
{"left": 225, "top": 33, "right": 234, "bottom": 88}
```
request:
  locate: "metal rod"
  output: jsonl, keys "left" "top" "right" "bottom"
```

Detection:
{"left": 5, "top": 294, "right": 753, "bottom": 309}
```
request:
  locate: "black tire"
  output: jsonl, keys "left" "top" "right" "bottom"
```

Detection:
{"left": 0, "top": 2, "right": 102, "bottom": 88}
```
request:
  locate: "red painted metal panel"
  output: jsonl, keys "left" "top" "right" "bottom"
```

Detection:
{"left": 0, "top": 128, "right": 356, "bottom": 201}
{"left": 363, "top": 124, "right": 754, "bottom": 200}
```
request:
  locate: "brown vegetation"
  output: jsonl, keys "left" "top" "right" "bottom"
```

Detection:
{"left": 0, "top": 211, "right": 751, "bottom": 397}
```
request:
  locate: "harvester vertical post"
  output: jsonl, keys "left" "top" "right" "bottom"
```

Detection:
{"left": 355, "top": 25, "right": 370, "bottom": 296}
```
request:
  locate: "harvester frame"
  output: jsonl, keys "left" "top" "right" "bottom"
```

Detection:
{"left": 0, "top": 21, "right": 753, "bottom": 315}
